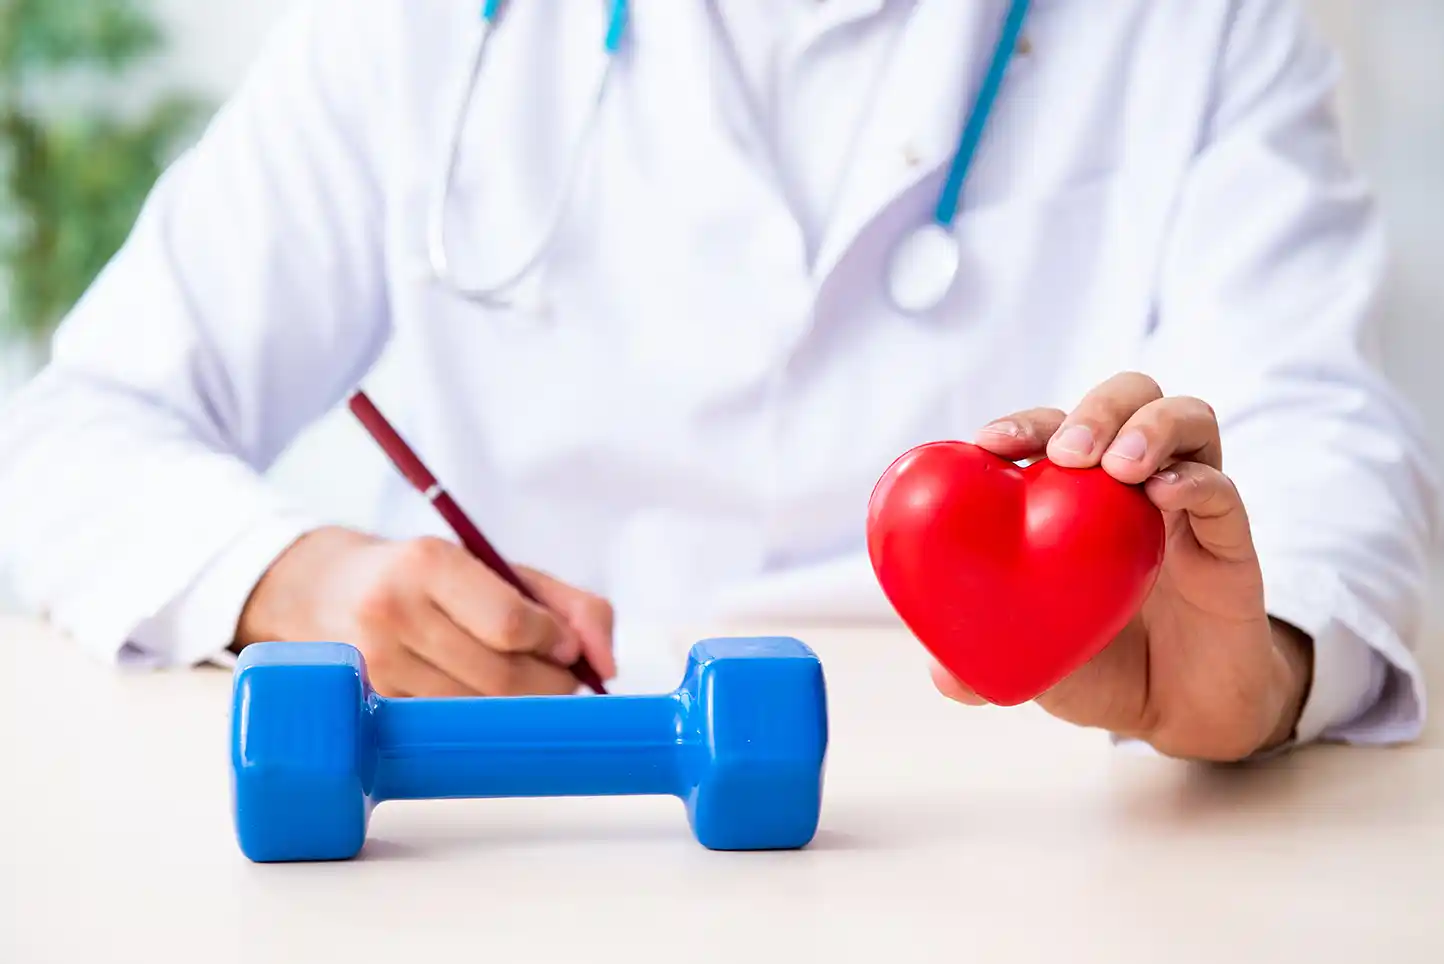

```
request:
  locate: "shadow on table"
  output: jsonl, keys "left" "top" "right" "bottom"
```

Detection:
{"left": 344, "top": 800, "right": 883, "bottom": 861}
{"left": 354, "top": 819, "right": 686, "bottom": 861}
{"left": 804, "top": 746, "right": 1440, "bottom": 853}
{"left": 1111, "top": 743, "right": 1439, "bottom": 829}
{"left": 339, "top": 734, "right": 1438, "bottom": 862}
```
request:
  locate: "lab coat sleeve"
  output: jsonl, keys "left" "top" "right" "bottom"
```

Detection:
{"left": 0, "top": 0, "right": 396, "bottom": 666}
{"left": 1139, "top": 0, "right": 1440, "bottom": 746}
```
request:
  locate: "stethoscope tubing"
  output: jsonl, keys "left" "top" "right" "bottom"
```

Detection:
{"left": 933, "top": 0, "right": 1029, "bottom": 229}
{"left": 424, "top": 0, "right": 1026, "bottom": 313}
{"left": 426, "top": 0, "right": 629, "bottom": 306}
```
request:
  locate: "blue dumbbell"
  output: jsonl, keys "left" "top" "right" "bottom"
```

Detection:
{"left": 230, "top": 636, "right": 828, "bottom": 862}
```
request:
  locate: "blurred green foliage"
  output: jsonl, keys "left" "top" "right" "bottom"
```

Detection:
{"left": 1, "top": 0, "right": 209, "bottom": 345}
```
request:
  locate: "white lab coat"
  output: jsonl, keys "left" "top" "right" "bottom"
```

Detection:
{"left": 0, "top": 0, "right": 1436, "bottom": 742}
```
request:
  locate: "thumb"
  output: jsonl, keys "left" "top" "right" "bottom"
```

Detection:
{"left": 929, "top": 660, "right": 988, "bottom": 705}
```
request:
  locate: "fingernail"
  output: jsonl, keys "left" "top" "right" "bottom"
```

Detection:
{"left": 1052, "top": 424, "right": 1094, "bottom": 456}
{"left": 1107, "top": 431, "right": 1148, "bottom": 461}
{"left": 979, "top": 420, "right": 1023, "bottom": 438}
{"left": 1153, "top": 468, "right": 1180, "bottom": 483}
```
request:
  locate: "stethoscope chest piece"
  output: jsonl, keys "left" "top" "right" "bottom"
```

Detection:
{"left": 882, "top": 0, "right": 1030, "bottom": 316}
{"left": 887, "top": 223, "right": 962, "bottom": 315}
{"left": 427, "top": 0, "right": 1028, "bottom": 320}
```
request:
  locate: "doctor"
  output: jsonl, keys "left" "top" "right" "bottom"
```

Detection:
{"left": 0, "top": 0, "right": 1436, "bottom": 762}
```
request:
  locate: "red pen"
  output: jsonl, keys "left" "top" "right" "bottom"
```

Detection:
{"left": 347, "top": 390, "right": 608, "bottom": 695}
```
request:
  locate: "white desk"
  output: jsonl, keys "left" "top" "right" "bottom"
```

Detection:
{"left": 3, "top": 615, "right": 1441, "bottom": 963}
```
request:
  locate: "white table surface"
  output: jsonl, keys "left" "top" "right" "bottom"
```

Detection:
{"left": 3, "top": 614, "right": 1442, "bottom": 963}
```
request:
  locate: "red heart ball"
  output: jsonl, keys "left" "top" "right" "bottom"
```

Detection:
{"left": 867, "top": 440, "right": 1166, "bottom": 706}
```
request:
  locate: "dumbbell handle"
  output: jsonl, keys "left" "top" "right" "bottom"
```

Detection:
{"left": 369, "top": 694, "right": 696, "bottom": 802}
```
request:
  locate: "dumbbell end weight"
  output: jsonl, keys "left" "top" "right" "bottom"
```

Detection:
{"left": 230, "top": 642, "right": 376, "bottom": 863}
{"left": 678, "top": 637, "right": 829, "bottom": 852}
{"left": 230, "top": 637, "right": 828, "bottom": 862}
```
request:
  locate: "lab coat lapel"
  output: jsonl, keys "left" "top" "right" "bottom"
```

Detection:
{"left": 624, "top": 0, "right": 802, "bottom": 243}
{"left": 811, "top": 1, "right": 1012, "bottom": 284}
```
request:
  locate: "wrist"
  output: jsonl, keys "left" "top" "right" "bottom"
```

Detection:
{"left": 1260, "top": 616, "right": 1314, "bottom": 752}
{"left": 234, "top": 526, "right": 379, "bottom": 647}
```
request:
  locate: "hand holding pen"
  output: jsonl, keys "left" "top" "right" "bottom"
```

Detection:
{"left": 232, "top": 393, "right": 615, "bottom": 697}
{"left": 347, "top": 390, "right": 611, "bottom": 694}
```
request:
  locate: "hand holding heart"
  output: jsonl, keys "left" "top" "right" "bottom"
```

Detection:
{"left": 868, "top": 371, "right": 1313, "bottom": 762}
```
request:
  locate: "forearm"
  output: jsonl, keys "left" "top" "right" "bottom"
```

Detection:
{"left": 0, "top": 2, "right": 404, "bottom": 663}
{"left": 1260, "top": 617, "right": 1314, "bottom": 752}
{"left": 1139, "top": 0, "right": 1437, "bottom": 745}
{"left": 0, "top": 367, "right": 320, "bottom": 663}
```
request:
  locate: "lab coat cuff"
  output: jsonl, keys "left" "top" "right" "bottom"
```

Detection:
{"left": 119, "top": 511, "right": 319, "bottom": 671}
{"left": 1107, "top": 564, "right": 1426, "bottom": 758}
{"left": 1259, "top": 563, "right": 1426, "bottom": 747}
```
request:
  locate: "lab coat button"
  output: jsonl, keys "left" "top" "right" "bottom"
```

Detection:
{"left": 901, "top": 142, "right": 922, "bottom": 167}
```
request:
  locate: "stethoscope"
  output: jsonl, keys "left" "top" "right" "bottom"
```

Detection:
{"left": 426, "top": 0, "right": 1029, "bottom": 316}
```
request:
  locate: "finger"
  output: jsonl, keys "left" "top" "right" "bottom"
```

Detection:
{"left": 1100, "top": 396, "right": 1221, "bottom": 484}
{"left": 485, "top": 654, "right": 586, "bottom": 696}
{"left": 518, "top": 568, "right": 618, "bottom": 680}
{"left": 405, "top": 601, "right": 523, "bottom": 694}
{"left": 413, "top": 540, "right": 577, "bottom": 663}
{"left": 1046, "top": 372, "right": 1164, "bottom": 467}
{"left": 369, "top": 649, "right": 478, "bottom": 699}
{"left": 1145, "top": 462, "right": 1256, "bottom": 564}
{"left": 402, "top": 604, "right": 583, "bottom": 696}
{"left": 973, "top": 407, "right": 1067, "bottom": 460}
{"left": 408, "top": 648, "right": 578, "bottom": 697}
{"left": 928, "top": 661, "right": 988, "bottom": 705}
